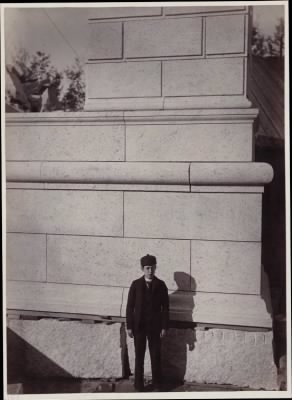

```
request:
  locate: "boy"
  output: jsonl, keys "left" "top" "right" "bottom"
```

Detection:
{"left": 126, "top": 254, "right": 169, "bottom": 392}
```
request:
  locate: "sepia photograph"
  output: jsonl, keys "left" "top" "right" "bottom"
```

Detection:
{"left": 1, "top": 1, "right": 290, "bottom": 399}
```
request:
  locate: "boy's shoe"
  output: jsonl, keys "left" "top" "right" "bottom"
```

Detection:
{"left": 151, "top": 383, "right": 163, "bottom": 392}
{"left": 134, "top": 384, "right": 144, "bottom": 392}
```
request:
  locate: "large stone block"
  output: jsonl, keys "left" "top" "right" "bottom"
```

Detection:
{"left": 6, "top": 125, "right": 124, "bottom": 161}
{"left": 154, "top": 326, "right": 273, "bottom": 385}
{"left": 6, "top": 189, "right": 123, "bottom": 236}
{"left": 169, "top": 292, "right": 272, "bottom": 327}
{"left": 191, "top": 292, "right": 272, "bottom": 327}
{"left": 211, "top": 332, "right": 277, "bottom": 390}
{"left": 88, "top": 7, "right": 162, "bottom": 19}
{"left": 127, "top": 327, "right": 277, "bottom": 389}
{"left": 191, "top": 241, "right": 261, "bottom": 294}
{"left": 88, "top": 22, "right": 122, "bottom": 59}
{"left": 121, "top": 289, "right": 272, "bottom": 328}
{"left": 47, "top": 235, "right": 190, "bottom": 291}
{"left": 124, "top": 192, "right": 262, "bottom": 241}
{"left": 163, "top": 58, "right": 244, "bottom": 96}
{"left": 6, "top": 233, "right": 46, "bottom": 282}
{"left": 164, "top": 6, "right": 246, "bottom": 15}
{"left": 206, "top": 15, "right": 246, "bottom": 54}
{"left": 124, "top": 18, "right": 202, "bottom": 58}
{"left": 7, "top": 281, "right": 123, "bottom": 317}
{"left": 8, "top": 319, "right": 123, "bottom": 378}
{"left": 126, "top": 124, "right": 253, "bottom": 162}
{"left": 86, "top": 62, "right": 161, "bottom": 98}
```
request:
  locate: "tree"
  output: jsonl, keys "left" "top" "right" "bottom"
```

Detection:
{"left": 273, "top": 17, "right": 284, "bottom": 58}
{"left": 62, "top": 58, "right": 85, "bottom": 111}
{"left": 6, "top": 50, "right": 85, "bottom": 112}
{"left": 251, "top": 26, "right": 268, "bottom": 57}
{"left": 251, "top": 18, "right": 285, "bottom": 58}
{"left": 6, "top": 50, "right": 63, "bottom": 111}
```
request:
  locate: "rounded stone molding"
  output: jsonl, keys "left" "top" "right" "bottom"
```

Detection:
{"left": 6, "top": 162, "right": 189, "bottom": 184}
{"left": 6, "top": 161, "right": 273, "bottom": 186}
{"left": 190, "top": 162, "right": 274, "bottom": 185}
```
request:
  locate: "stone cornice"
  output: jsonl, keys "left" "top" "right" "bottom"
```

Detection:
{"left": 6, "top": 162, "right": 273, "bottom": 186}
{"left": 5, "top": 108, "right": 259, "bottom": 126}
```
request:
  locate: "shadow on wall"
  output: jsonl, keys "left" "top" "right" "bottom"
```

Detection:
{"left": 161, "top": 272, "right": 196, "bottom": 384}
{"left": 256, "top": 145, "right": 286, "bottom": 316}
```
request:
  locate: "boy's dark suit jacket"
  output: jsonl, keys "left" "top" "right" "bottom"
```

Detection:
{"left": 126, "top": 275, "right": 169, "bottom": 333}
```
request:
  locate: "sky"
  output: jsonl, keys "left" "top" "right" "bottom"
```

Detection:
{"left": 253, "top": 5, "right": 284, "bottom": 34}
{"left": 3, "top": 4, "right": 285, "bottom": 81}
{"left": 4, "top": 7, "right": 90, "bottom": 70}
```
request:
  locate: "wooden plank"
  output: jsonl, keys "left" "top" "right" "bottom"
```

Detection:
{"left": 6, "top": 309, "right": 270, "bottom": 332}
{"left": 7, "top": 309, "right": 125, "bottom": 323}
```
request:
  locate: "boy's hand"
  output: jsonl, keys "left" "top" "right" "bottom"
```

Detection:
{"left": 127, "top": 329, "right": 134, "bottom": 338}
{"left": 160, "top": 329, "right": 167, "bottom": 338}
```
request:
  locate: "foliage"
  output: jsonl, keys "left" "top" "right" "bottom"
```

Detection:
{"left": 273, "top": 17, "right": 284, "bottom": 58}
{"left": 6, "top": 50, "right": 85, "bottom": 112}
{"left": 22, "top": 50, "right": 61, "bottom": 82}
{"left": 62, "top": 58, "right": 85, "bottom": 111}
{"left": 251, "top": 18, "right": 284, "bottom": 58}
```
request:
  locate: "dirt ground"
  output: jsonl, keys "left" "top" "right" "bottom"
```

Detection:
{"left": 7, "top": 376, "right": 270, "bottom": 395}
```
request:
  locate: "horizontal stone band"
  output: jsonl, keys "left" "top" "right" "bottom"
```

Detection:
{"left": 7, "top": 280, "right": 272, "bottom": 328}
{"left": 6, "top": 162, "right": 273, "bottom": 185}
{"left": 5, "top": 108, "right": 258, "bottom": 125}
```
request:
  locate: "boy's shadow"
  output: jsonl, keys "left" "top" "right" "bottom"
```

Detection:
{"left": 160, "top": 272, "right": 196, "bottom": 389}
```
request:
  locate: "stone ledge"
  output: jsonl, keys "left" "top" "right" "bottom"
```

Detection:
{"left": 88, "top": 7, "right": 162, "bottom": 20}
{"left": 164, "top": 6, "right": 247, "bottom": 16}
{"left": 84, "top": 96, "right": 253, "bottom": 111}
{"left": 6, "top": 162, "right": 273, "bottom": 186}
{"left": 5, "top": 108, "right": 258, "bottom": 125}
{"left": 6, "top": 182, "right": 191, "bottom": 192}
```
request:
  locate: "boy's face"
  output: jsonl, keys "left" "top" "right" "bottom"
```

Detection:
{"left": 142, "top": 264, "right": 156, "bottom": 279}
